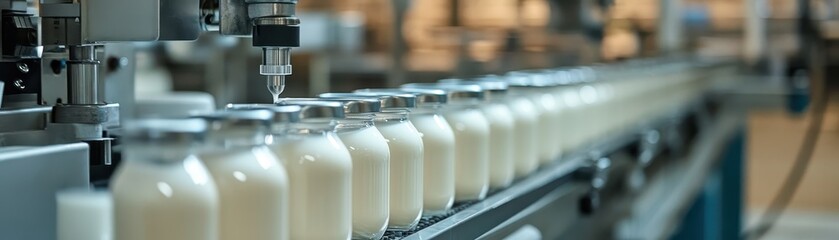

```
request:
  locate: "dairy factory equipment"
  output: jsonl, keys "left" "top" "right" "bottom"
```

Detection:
{"left": 4, "top": 0, "right": 833, "bottom": 239}
{"left": 0, "top": 0, "right": 301, "bottom": 238}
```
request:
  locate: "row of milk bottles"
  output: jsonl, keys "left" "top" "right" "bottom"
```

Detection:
{"left": 104, "top": 59, "right": 706, "bottom": 240}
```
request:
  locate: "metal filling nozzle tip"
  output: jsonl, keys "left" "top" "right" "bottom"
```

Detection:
{"left": 267, "top": 75, "right": 286, "bottom": 103}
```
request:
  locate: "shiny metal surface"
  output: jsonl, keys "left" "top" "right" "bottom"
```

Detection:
{"left": 261, "top": 48, "right": 292, "bottom": 73}
{"left": 226, "top": 104, "right": 301, "bottom": 123}
{"left": 275, "top": 99, "right": 345, "bottom": 119}
{"left": 0, "top": 106, "right": 50, "bottom": 133}
{"left": 262, "top": 47, "right": 292, "bottom": 97}
{"left": 219, "top": 0, "right": 251, "bottom": 35}
{"left": 400, "top": 83, "right": 485, "bottom": 102}
{"left": 193, "top": 109, "right": 274, "bottom": 131}
{"left": 122, "top": 118, "right": 207, "bottom": 145}
{"left": 52, "top": 103, "right": 119, "bottom": 126}
{"left": 354, "top": 88, "right": 448, "bottom": 105}
{"left": 248, "top": 3, "right": 296, "bottom": 19}
{"left": 0, "top": 143, "right": 89, "bottom": 240}
{"left": 319, "top": 92, "right": 417, "bottom": 109}
{"left": 318, "top": 98, "right": 382, "bottom": 114}
{"left": 158, "top": 0, "right": 201, "bottom": 40}
{"left": 244, "top": 0, "right": 297, "bottom": 3}
{"left": 83, "top": 138, "right": 112, "bottom": 165}
{"left": 67, "top": 45, "right": 99, "bottom": 105}
{"left": 82, "top": 0, "right": 159, "bottom": 42}
{"left": 504, "top": 71, "right": 556, "bottom": 88}
{"left": 253, "top": 16, "right": 300, "bottom": 25}
{"left": 441, "top": 78, "right": 509, "bottom": 92}
{"left": 437, "top": 79, "right": 508, "bottom": 100}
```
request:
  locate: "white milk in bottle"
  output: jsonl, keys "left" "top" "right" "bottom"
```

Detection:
{"left": 320, "top": 93, "right": 424, "bottom": 231}
{"left": 402, "top": 84, "right": 490, "bottom": 202}
{"left": 515, "top": 71, "right": 563, "bottom": 164}
{"left": 355, "top": 88, "right": 455, "bottom": 216}
{"left": 194, "top": 109, "right": 291, "bottom": 240}
{"left": 324, "top": 98, "right": 391, "bottom": 239}
{"left": 271, "top": 100, "right": 353, "bottom": 240}
{"left": 439, "top": 79, "right": 516, "bottom": 189}
{"left": 111, "top": 119, "right": 218, "bottom": 240}
{"left": 478, "top": 76, "right": 541, "bottom": 179}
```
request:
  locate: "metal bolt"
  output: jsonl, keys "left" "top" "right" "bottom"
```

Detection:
{"left": 107, "top": 56, "right": 129, "bottom": 72}
{"left": 13, "top": 79, "right": 25, "bottom": 90}
{"left": 16, "top": 62, "right": 29, "bottom": 73}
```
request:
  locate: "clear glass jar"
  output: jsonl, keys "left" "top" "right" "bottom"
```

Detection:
{"left": 335, "top": 113, "right": 390, "bottom": 239}
{"left": 558, "top": 81, "right": 584, "bottom": 151}
{"left": 111, "top": 119, "right": 218, "bottom": 240}
{"left": 372, "top": 109, "right": 424, "bottom": 231}
{"left": 436, "top": 79, "right": 517, "bottom": 189}
{"left": 443, "top": 79, "right": 520, "bottom": 190}
{"left": 196, "top": 110, "right": 290, "bottom": 240}
{"left": 270, "top": 118, "right": 352, "bottom": 240}
{"left": 506, "top": 71, "right": 564, "bottom": 165}
{"left": 441, "top": 101, "right": 490, "bottom": 201}
{"left": 408, "top": 104, "right": 455, "bottom": 215}
{"left": 506, "top": 90, "right": 540, "bottom": 177}
{"left": 479, "top": 92, "right": 516, "bottom": 189}
{"left": 352, "top": 88, "right": 456, "bottom": 216}
{"left": 527, "top": 85, "right": 562, "bottom": 164}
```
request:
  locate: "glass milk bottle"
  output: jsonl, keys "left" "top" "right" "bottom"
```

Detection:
{"left": 438, "top": 79, "right": 516, "bottom": 189}
{"left": 576, "top": 69, "right": 605, "bottom": 145}
{"left": 320, "top": 93, "right": 424, "bottom": 231}
{"left": 302, "top": 98, "right": 391, "bottom": 239}
{"left": 506, "top": 72, "right": 562, "bottom": 165}
{"left": 193, "top": 110, "right": 290, "bottom": 240}
{"left": 111, "top": 119, "right": 218, "bottom": 240}
{"left": 479, "top": 77, "right": 540, "bottom": 178}
{"left": 401, "top": 83, "right": 490, "bottom": 202}
{"left": 505, "top": 72, "right": 561, "bottom": 167}
{"left": 355, "top": 88, "right": 456, "bottom": 216}
{"left": 550, "top": 69, "right": 584, "bottom": 152}
{"left": 271, "top": 100, "right": 353, "bottom": 240}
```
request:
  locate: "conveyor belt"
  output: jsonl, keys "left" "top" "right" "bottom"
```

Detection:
{"left": 382, "top": 202, "right": 478, "bottom": 240}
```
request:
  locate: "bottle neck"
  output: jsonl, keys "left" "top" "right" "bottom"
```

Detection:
{"left": 412, "top": 104, "right": 443, "bottom": 115}
{"left": 372, "top": 109, "right": 409, "bottom": 122}
{"left": 336, "top": 113, "right": 375, "bottom": 132}
{"left": 204, "top": 130, "right": 267, "bottom": 149}
{"left": 444, "top": 100, "right": 480, "bottom": 111}
{"left": 123, "top": 143, "right": 196, "bottom": 164}
{"left": 280, "top": 119, "right": 338, "bottom": 136}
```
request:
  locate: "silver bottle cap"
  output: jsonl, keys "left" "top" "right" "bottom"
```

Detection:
{"left": 440, "top": 77, "right": 509, "bottom": 93}
{"left": 276, "top": 98, "right": 346, "bottom": 119}
{"left": 504, "top": 71, "right": 555, "bottom": 87}
{"left": 319, "top": 93, "right": 417, "bottom": 109}
{"left": 354, "top": 88, "right": 448, "bottom": 104}
{"left": 123, "top": 118, "right": 207, "bottom": 145}
{"left": 400, "top": 83, "right": 485, "bottom": 101}
{"left": 192, "top": 109, "right": 274, "bottom": 133}
{"left": 318, "top": 98, "right": 382, "bottom": 114}
{"left": 225, "top": 104, "right": 301, "bottom": 123}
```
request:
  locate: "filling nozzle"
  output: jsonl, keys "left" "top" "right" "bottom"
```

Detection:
{"left": 267, "top": 75, "right": 285, "bottom": 103}
{"left": 261, "top": 47, "right": 292, "bottom": 103}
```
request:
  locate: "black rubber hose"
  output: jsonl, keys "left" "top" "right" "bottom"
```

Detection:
{"left": 742, "top": 78, "right": 829, "bottom": 240}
